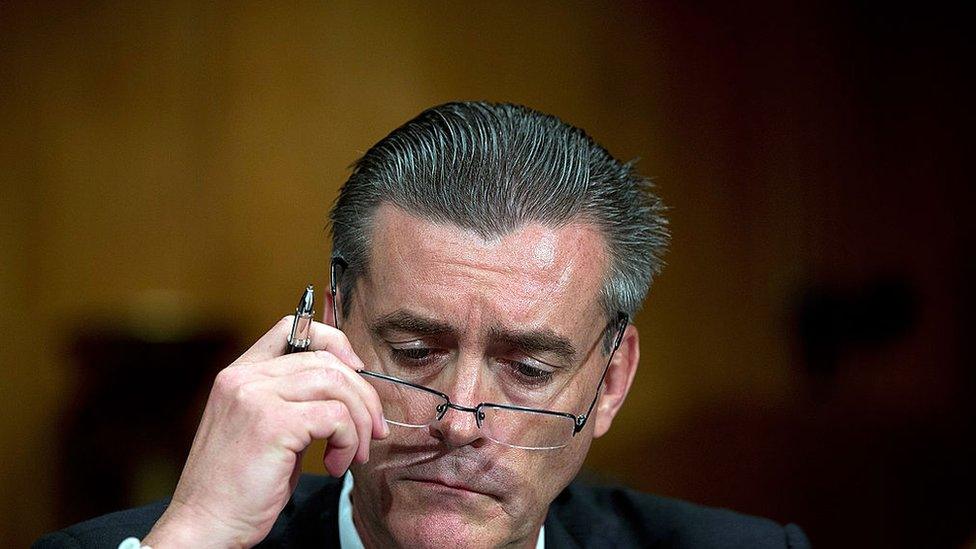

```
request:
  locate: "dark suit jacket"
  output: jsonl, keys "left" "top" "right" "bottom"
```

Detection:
{"left": 34, "top": 475, "right": 810, "bottom": 548}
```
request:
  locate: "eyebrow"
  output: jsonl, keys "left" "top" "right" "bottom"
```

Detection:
{"left": 368, "top": 310, "right": 456, "bottom": 339}
{"left": 367, "top": 309, "right": 579, "bottom": 364}
{"left": 487, "top": 326, "right": 578, "bottom": 365}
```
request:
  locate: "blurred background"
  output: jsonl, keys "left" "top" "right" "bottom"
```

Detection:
{"left": 2, "top": 2, "right": 972, "bottom": 547}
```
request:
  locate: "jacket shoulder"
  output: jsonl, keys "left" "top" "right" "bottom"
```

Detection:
{"left": 547, "top": 481, "right": 810, "bottom": 549}
{"left": 32, "top": 475, "right": 341, "bottom": 549}
{"left": 32, "top": 502, "right": 169, "bottom": 549}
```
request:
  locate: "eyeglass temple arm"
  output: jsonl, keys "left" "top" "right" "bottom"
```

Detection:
{"left": 330, "top": 255, "right": 348, "bottom": 330}
{"left": 574, "top": 312, "right": 629, "bottom": 434}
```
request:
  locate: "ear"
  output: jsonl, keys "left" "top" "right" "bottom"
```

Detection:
{"left": 592, "top": 323, "right": 640, "bottom": 438}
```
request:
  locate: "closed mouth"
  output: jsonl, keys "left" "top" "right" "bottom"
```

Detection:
{"left": 405, "top": 477, "right": 500, "bottom": 500}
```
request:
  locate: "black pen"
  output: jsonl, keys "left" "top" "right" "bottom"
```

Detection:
{"left": 286, "top": 284, "right": 314, "bottom": 353}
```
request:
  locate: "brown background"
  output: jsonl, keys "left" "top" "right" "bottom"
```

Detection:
{"left": 2, "top": 2, "right": 972, "bottom": 547}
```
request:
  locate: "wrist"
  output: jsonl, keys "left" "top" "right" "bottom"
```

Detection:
{"left": 144, "top": 502, "right": 249, "bottom": 549}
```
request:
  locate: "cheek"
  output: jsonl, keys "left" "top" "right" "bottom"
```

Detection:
{"left": 508, "top": 442, "right": 598, "bottom": 510}
{"left": 486, "top": 438, "right": 595, "bottom": 529}
{"left": 545, "top": 434, "right": 594, "bottom": 493}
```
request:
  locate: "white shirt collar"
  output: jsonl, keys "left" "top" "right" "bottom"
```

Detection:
{"left": 339, "top": 472, "right": 545, "bottom": 549}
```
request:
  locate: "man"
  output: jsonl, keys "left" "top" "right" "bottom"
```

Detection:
{"left": 36, "top": 102, "right": 809, "bottom": 548}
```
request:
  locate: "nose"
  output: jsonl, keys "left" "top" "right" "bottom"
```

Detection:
{"left": 428, "top": 360, "right": 489, "bottom": 448}
{"left": 429, "top": 402, "right": 487, "bottom": 448}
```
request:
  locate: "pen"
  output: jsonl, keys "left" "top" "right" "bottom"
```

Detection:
{"left": 286, "top": 284, "right": 315, "bottom": 353}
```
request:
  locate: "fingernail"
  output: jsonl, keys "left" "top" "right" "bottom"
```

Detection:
{"left": 382, "top": 420, "right": 391, "bottom": 438}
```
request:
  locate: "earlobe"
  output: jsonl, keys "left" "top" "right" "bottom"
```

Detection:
{"left": 592, "top": 324, "right": 640, "bottom": 438}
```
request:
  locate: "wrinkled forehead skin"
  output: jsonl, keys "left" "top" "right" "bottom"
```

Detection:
{"left": 359, "top": 203, "right": 611, "bottom": 345}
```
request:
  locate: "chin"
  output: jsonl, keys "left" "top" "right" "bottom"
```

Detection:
{"left": 387, "top": 512, "right": 494, "bottom": 548}
{"left": 382, "top": 481, "right": 517, "bottom": 548}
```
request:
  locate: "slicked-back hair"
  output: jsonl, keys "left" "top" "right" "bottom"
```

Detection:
{"left": 329, "top": 102, "right": 669, "bottom": 351}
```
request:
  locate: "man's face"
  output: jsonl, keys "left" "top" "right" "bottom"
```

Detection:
{"left": 344, "top": 204, "right": 617, "bottom": 548}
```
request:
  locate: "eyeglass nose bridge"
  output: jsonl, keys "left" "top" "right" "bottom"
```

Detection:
{"left": 435, "top": 401, "right": 487, "bottom": 428}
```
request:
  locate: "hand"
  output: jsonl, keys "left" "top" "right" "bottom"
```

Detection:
{"left": 142, "top": 317, "right": 388, "bottom": 549}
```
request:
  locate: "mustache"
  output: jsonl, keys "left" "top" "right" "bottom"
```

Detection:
{"left": 375, "top": 442, "right": 520, "bottom": 500}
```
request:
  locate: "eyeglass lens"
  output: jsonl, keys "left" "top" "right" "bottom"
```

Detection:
{"left": 362, "top": 373, "right": 576, "bottom": 450}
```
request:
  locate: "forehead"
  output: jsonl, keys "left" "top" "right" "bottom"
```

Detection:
{"left": 363, "top": 204, "right": 608, "bottom": 333}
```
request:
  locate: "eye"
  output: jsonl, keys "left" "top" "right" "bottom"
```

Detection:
{"left": 504, "top": 360, "right": 555, "bottom": 386}
{"left": 388, "top": 341, "right": 445, "bottom": 368}
{"left": 393, "top": 347, "right": 433, "bottom": 361}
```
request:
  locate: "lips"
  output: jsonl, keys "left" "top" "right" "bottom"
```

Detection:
{"left": 405, "top": 476, "right": 501, "bottom": 500}
{"left": 383, "top": 447, "right": 516, "bottom": 503}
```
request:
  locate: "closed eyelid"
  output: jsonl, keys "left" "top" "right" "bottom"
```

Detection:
{"left": 383, "top": 342, "right": 572, "bottom": 370}
{"left": 387, "top": 338, "right": 429, "bottom": 346}
{"left": 500, "top": 353, "right": 560, "bottom": 372}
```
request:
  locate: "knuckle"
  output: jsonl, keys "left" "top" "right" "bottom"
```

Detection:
{"left": 321, "top": 366, "right": 348, "bottom": 387}
{"left": 322, "top": 400, "right": 349, "bottom": 424}
{"left": 213, "top": 367, "right": 242, "bottom": 394}
{"left": 232, "top": 379, "right": 261, "bottom": 406}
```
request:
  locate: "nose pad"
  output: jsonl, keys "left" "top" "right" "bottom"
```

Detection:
{"left": 429, "top": 403, "right": 487, "bottom": 448}
{"left": 428, "top": 357, "right": 491, "bottom": 447}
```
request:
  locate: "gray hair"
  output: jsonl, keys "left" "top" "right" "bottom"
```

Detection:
{"left": 329, "top": 102, "right": 669, "bottom": 349}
